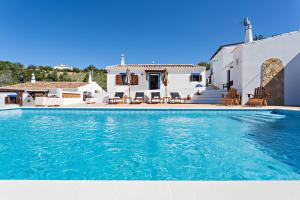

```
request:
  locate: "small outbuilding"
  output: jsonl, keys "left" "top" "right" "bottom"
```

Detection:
{"left": 0, "top": 79, "right": 106, "bottom": 107}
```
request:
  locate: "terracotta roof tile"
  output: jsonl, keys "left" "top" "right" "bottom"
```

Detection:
{"left": 106, "top": 64, "right": 204, "bottom": 70}
{"left": 0, "top": 81, "right": 88, "bottom": 91}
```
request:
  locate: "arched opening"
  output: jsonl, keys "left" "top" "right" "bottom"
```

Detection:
{"left": 261, "top": 58, "right": 284, "bottom": 105}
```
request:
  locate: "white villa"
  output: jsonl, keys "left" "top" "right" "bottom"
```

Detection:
{"left": 210, "top": 17, "right": 300, "bottom": 106}
{"left": 105, "top": 54, "right": 206, "bottom": 101}
{"left": 0, "top": 73, "right": 106, "bottom": 106}
{"left": 53, "top": 64, "right": 73, "bottom": 70}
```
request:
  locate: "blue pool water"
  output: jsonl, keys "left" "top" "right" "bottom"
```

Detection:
{"left": 0, "top": 108, "right": 299, "bottom": 180}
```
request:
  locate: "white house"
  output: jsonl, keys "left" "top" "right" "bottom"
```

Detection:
{"left": 0, "top": 73, "right": 107, "bottom": 106}
{"left": 106, "top": 55, "right": 206, "bottom": 100}
{"left": 210, "top": 17, "right": 300, "bottom": 106}
{"left": 53, "top": 64, "right": 73, "bottom": 70}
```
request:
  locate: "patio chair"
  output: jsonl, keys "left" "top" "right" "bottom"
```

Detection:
{"left": 150, "top": 92, "right": 162, "bottom": 104}
{"left": 221, "top": 88, "right": 241, "bottom": 106}
{"left": 109, "top": 92, "right": 124, "bottom": 104}
{"left": 131, "top": 92, "right": 145, "bottom": 104}
{"left": 170, "top": 92, "right": 185, "bottom": 104}
{"left": 246, "top": 87, "right": 268, "bottom": 106}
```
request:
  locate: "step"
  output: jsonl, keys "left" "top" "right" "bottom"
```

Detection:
{"left": 239, "top": 115, "right": 277, "bottom": 123}
{"left": 253, "top": 113, "right": 286, "bottom": 119}
{"left": 200, "top": 90, "right": 227, "bottom": 94}
{"left": 189, "top": 99, "right": 221, "bottom": 104}
{"left": 193, "top": 95, "right": 222, "bottom": 99}
{"left": 190, "top": 87, "right": 228, "bottom": 104}
{"left": 229, "top": 116, "right": 265, "bottom": 125}
{"left": 192, "top": 97, "right": 222, "bottom": 101}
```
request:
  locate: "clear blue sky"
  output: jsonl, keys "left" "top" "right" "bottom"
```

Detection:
{"left": 0, "top": 0, "right": 299, "bottom": 68}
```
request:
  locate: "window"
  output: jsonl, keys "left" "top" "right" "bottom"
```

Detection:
{"left": 190, "top": 73, "right": 202, "bottom": 82}
{"left": 116, "top": 73, "right": 138, "bottom": 85}
{"left": 121, "top": 74, "right": 127, "bottom": 85}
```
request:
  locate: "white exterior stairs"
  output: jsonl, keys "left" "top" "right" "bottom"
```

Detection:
{"left": 188, "top": 86, "right": 227, "bottom": 104}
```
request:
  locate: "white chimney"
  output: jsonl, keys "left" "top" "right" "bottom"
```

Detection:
{"left": 120, "top": 54, "right": 125, "bottom": 65}
{"left": 88, "top": 71, "right": 92, "bottom": 83}
{"left": 244, "top": 17, "right": 253, "bottom": 43}
{"left": 31, "top": 73, "right": 36, "bottom": 83}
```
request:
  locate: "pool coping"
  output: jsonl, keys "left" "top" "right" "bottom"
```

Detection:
{"left": 1, "top": 106, "right": 300, "bottom": 116}
{"left": 0, "top": 180, "right": 299, "bottom": 200}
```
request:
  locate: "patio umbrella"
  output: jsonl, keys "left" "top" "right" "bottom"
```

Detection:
{"left": 125, "top": 67, "right": 132, "bottom": 98}
{"left": 162, "top": 68, "right": 168, "bottom": 97}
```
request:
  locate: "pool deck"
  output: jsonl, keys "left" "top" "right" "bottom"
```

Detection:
{"left": 0, "top": 181, "right": 299, "bottom": 200}
{"left": 0, "top": 104, "right": 300, "bottom": 200}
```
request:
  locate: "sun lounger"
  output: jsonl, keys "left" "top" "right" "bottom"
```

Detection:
{"left": 246, "top": 87, "right": 268, "bottom": 106}
{"left": 131, "top": 92, "right": 145, "bottom": 104}
{"left": 109, "top": 92, "right": 124, "bottom": 104}
{"left": 221, "top": 88, "right": 240, "bottom": 106}
{"left": 170, "top": 92, "right": 185, "bottom": 104}
{"left": 150, "top": 92, "right": 162, "bottom": 104}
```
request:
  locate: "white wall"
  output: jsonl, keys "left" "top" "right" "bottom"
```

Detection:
{"left": 62, "top": 97, "right": 83, "bottom": 105}
{"left": 240, "top": 31, "right": 300, "bottom": 105}
{"left": 107, "top": 67, "right": 206, "bottom": 99}
{"left": 285, "top": 52, "right": 300, "bottom": 105}
{"left": 0, "top": 93, "right": 8, "bottom": 106}
{"left": 231, "top": 46, "right": 244, "bottom": 94}
{"left": 78, "top": 82, "right": 108, "bottom": 103}
{"left": 23, "top": 92, "right": 35, "bottom": 106}
{"left": 211, "top": 46, "right": 237, "bottom": 89}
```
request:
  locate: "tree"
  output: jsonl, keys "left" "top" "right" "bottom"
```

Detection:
{"left": 83, "top": 65, "right": 97, "bottom": 72}
{"left": 72, "top": 67, "right": 81, "bottom": 73}
{"left": 38, "top": 66, "right": 53, "bottom": 71}
{"left": 48, "top": 70, "right": 58, "bottom": 81}
{"left": 0, "top": 71, "right": 15, "bottom": 86}
{"left": 0, "top": 60, "right": 108, "bottom": 86}
{"left": 0, "top": 61, "right": 25, "bottom": 84}
{"left": 84, "top": 70, "right": 107, "bottom": 90}
{"left": 197, "top": 61, "right": 210, "bottom": 70}
{"left": 94, "top": 70, "right": 107, "bottom": 90}
{"left": 27, "top": 65, "right": 37, "bottom": 70}
{"left": 83, "top": 72, "right": 90, "bottom": 82}
{"left": 59, "top": 71, "right": 72, "bottom": 81}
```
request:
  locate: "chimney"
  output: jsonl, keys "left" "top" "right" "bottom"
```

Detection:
{"left": 31, "top": 73, "right": 36, "bottom": 83}
{"left": 120, "top": 54, "right": 125, "bottom": 65}
{"left": 244, "top": 17, "right": 253, "bottom": 43}
{"left": 88, "top": 71, "right": 92, "bottom": 83}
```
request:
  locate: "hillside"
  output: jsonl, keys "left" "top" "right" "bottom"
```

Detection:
{"left": 0, "top": 61, "right": 107, "bottom": 90}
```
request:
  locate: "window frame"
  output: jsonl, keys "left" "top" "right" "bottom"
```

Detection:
{"left": 148, "top": 73, "right": 160, "bottom": 90}
{"left": 120, "top": 73, "right": 135, "bottom": 85}
{"left": 191, "top": 73, "right": 202, "bottom": 82}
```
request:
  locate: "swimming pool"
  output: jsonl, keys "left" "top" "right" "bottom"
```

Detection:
{"left": 0, "top": 108, "right": 299, "bottom": 180}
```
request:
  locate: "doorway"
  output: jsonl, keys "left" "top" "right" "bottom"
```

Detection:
{"left": 148, "top": 73, "right": 160, "bottom": 90}
{"left": 227, "top": 70, "right": 230, "bottom": 84}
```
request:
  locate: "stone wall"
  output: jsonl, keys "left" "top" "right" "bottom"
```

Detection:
{"left": 262, "top": 58, "right": 284, "bottom": 105}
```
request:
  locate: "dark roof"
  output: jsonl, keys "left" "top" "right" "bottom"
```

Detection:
{"left": 210, "top": 42, "right": 243, "bottom": 60}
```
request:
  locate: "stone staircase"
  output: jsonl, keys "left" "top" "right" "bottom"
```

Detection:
{"left": 188, "top": 86, "right": 227, "bottom": 104}
{"left": 229, "top": 112, "right": 285, "bottom": 124}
